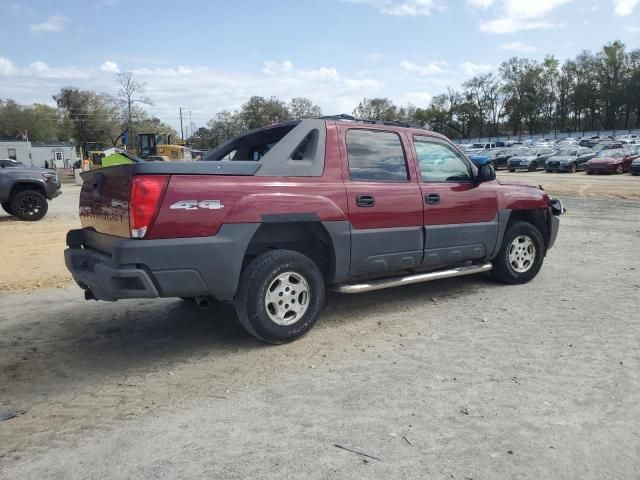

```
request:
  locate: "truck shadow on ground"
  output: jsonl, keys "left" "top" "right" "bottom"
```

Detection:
{"left": 0, "top": 274, "right": 499, "bottom": 398}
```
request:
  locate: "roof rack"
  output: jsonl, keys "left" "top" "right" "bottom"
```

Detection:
{"left": 319, "top": 114, "right": 428, "bottom": 130}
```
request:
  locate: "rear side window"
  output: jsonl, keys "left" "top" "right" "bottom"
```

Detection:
{"left": 414, "top": 136, "right": 472, "bottom": 182}
{"left": 346, "top": 130, "right": 408, "bottom": 182}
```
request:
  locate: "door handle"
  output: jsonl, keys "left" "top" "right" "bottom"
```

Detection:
{"left": 355, "top": 194, "right": 375, "bottom": 207}
{"left": 425, "top": 193, "right": 440, "bottom": 205}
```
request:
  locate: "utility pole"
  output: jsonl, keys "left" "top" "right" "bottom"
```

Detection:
{"left": 179, "top": 107, "right": 184, "bottom": 141}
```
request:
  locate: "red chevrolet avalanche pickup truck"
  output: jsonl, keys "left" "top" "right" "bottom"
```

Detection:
{"left": 65, "top": 118, "right": 563, "bottom": 343}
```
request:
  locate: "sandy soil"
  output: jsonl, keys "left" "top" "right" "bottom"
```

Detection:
{"left": 0, "top": 196, "right": 639, "bottom": 479}
{"left": 0, "top": 172, "right": 638, "bottom": 294}
{"left": 497, "top": 170, "right": 640, "bottom": 200}
{"left": 0, "top": 185, "right": 80, "bottom": 293}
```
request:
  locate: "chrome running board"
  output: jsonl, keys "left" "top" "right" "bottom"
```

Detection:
{"left": 331, "top": 262, "right": 493, "bottom": 294}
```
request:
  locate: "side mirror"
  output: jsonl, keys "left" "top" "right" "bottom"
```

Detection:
{"left": 477, "top": 163, "right": 496, "bottom": 182}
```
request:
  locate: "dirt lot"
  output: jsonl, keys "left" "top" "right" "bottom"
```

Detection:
{"left": 0, "top": 175, "right": 639, "bottom": 479}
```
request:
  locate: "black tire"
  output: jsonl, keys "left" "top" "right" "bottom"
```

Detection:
{"left": 616, "top": 165, "right": 623, "bottom": 174}
{"left": 491, "top": 221, "right": 546, "bottom": 285}
{"left": 234, "top": 250, "right": 325, "bottom": 344}
{"left": 544, "top": 169, "right": 551, "bottom": 173}
{"left": 632, "top": 171, "right": 639, "bottom": 176}
{"left": 528, "top": 162, "right": 537, "bottom": 172}
{"left": 1, "top": 202, "right": 13, "bottom": 216}
{"left": 586, "top": 170, "right": 593, "bottom": 175}
{"left": 508, "top": 168, "right": 516, "bottom": 173}
{"left": 10, "top": 190, "right": 48, "bottom": 221}
{"left": 570, "top": 163, "right": 577, "bottom": 173}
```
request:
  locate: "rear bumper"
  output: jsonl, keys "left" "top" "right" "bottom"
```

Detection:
{"left": 64, "top": 225, "right": 258, "bottom": 302}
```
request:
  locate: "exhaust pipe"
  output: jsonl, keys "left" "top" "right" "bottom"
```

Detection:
{"left": 195, "top": 296, "right": 211, "bottom": 310}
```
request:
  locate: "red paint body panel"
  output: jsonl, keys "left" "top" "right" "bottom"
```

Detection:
{"left": 421, "top": 182, "right": 500, "bottom": 225}
{"left": 80, "top": 120, "right": 553, "bottom": 242}
{"left": 335, "top": 123, "right": 423, "bottom": 230}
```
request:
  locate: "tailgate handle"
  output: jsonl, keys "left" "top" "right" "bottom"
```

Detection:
{"left": 91, "top": 172, "right": 105, "bottom": 196}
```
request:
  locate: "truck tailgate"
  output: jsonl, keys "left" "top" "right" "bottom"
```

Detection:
{"left": 79, "top": 165, "right": 133, "bottom": 238}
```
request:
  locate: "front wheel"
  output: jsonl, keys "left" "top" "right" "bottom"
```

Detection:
{"left": 570, "top": 163, "right": 577, "bottom": 173}
{"left": 508, "top": 168, "right": 516, "bottom": 173}
{"left": 616, "top": 165, "right": 623, "bottom": 174}
{"left": 528, "top": 162, "right": 537, "bottom": 172}
{"left": 10, "top": 190, "right": 48, "bottom": 221}
{"left": 234, "top": 250, "right": 325, "bottom": 344}
{"left": 492, "top": 221, "right": 546, "bottom": 284}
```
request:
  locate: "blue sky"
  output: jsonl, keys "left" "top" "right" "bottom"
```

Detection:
{"left": 1, "top": 0, "right": 639, "bottom": 130}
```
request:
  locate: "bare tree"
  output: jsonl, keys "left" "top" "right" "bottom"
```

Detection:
{"left": 116, "top": 72, "right": 152, "bottom": 145}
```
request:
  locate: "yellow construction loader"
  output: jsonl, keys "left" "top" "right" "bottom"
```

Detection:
{"left": 132, "top": 133, "right": 192, "bottom": 161}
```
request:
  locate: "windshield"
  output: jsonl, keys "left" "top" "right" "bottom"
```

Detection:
{"left": 512, "top": 148, "right": 532, "bottom": 156}
{"left": 470, "top": 143, "right": 486, "bottom": 149}
{"left": 597, "top": 150, "right": 621, "bottom": 158}
{"left": 1, "top": 160, "right": 25, "bottom": 167}
{"left": 557, "top": 149, "right": 578, "bottom": 156}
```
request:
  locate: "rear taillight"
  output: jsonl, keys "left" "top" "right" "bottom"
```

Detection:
{"left": 129, "top": 175, "right": 169, "bottom": 238}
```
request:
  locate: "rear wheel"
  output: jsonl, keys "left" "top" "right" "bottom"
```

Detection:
{"left": 10, "top": 190, "right": 48, "bottom": 221}
{"left": 492, "top": 221, "right": 545, "bottom": 284}
{"left": 1, "top": 202, "right": 13, "bottom": 216}
{"left": 234, "top": 250, "right": 325, "bottom": 344}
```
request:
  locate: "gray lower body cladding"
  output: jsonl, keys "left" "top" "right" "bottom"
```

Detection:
{"left": 65, "top": 224, "right": 259, "bottom": 302}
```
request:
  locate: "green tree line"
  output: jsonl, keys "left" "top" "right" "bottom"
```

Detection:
{"left": 2, "top": 40, "right": 639, "bottom": 149}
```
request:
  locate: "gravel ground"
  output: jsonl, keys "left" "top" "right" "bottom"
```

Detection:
{"left": 0, "top": 193, "right": 639, "bottom": 479}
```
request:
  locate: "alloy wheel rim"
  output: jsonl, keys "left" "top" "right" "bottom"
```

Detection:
{"left": 265, "top": 271, "right": 310, "bottom": 326}
{"left": 18, "top": 195, "right": 43, "bottom": 217}
{"left": 508, "top": 235, "right": 536, "bottom": 273}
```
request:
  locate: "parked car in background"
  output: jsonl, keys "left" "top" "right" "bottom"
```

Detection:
{"left": 585, "top": 149, "right": 639, "bottom": 174}
{"left": 592, "top": 141, "right": 624, "bottom": 153}
{"left": 631, "top": 156, "right": 640, "bottom": 176}
{"left": 469, "top": 147, "right": 518, "bottom": 170}
{"left": 0, "top": 158, "right": 61, "bottom": 220}
{"left": 616, "top": 134, "right": 637, "bottom": 144}
{"left": 544, "top": 147, "right": 595, "bottom": 173}
{"left": 465, "top": 142, "right": 496, "bottom": 154}
{"left": 507, "top": 147, "right": 557, "bottom": 172}
{"left": 579, "top": 136, "right": 601, "bottom": 148}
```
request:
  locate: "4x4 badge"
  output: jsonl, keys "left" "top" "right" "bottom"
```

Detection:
{"left": 170, "top": 200, "right": 224, "bottom": 210}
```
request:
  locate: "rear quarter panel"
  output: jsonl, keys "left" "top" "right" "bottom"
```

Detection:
{"left": 149, "top": 176, "right": 349, "bottom": 239}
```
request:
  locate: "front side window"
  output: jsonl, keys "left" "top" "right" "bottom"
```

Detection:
{"left": 414, "top": 136, "right": 472, "bottom": 182}
{"left": 7, "top": 148, "right": 17, "bottom": 160}
{"left": 346, "top": 129, "right": 408, "bottom": 182}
